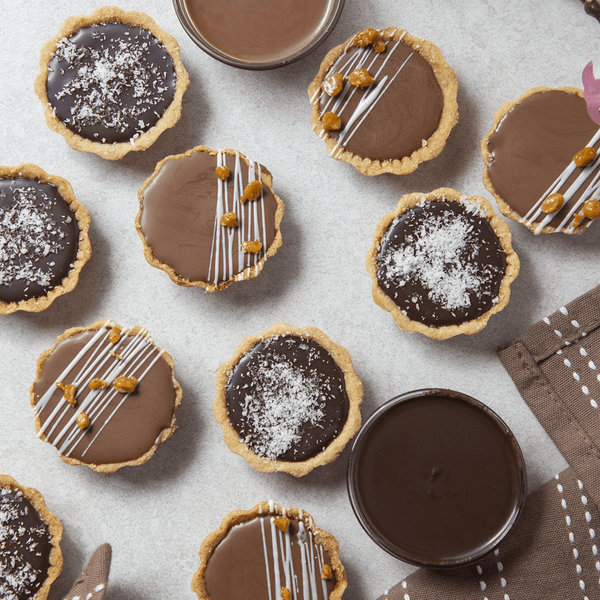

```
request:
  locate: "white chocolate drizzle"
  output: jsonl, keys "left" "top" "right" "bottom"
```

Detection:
{"left": 207, "top": 151, "right": 267, "bottom": 285}
{"left": 521, "top": 128, "right": 600, "bottom": 233}
{"left": 34, "top": 320, "right": 164, "bottom": 458}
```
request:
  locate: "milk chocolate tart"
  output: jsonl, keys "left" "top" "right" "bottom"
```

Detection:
{"left": 308, "top": 27, "right": 458, "bottom": 176}
{"left": 482, "top": 87, "right": 600, "bottom": 234}
{"left": 192, "top": 501, "right": 346, "bottom": 600}
{"left": 367, "top": 188, "right": 519, "bottom": 340}
{"left": 137, "top": 145, "right": 284, "bottom": 293}
{"left": 214, "top": 323, "right": 363, "bottom": 476}
{"left": 35, "top": 6, "right": 189, "bottom": 160}
{"left": 31, "top": 319, "right": 182, "bottom": 473}
{"left": 0, "top": 164, "right": 91, "bottom": 315}
{"left": 0, "top": 474, "right": 63, "bottom": 600}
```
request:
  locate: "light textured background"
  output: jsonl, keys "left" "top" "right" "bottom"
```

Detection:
{"left": 1, "top": 1, "right": 598, "bottom": 598}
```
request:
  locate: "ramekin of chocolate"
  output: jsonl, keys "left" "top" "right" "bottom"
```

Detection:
{"left": 191, "top": 500, "right": 347, "bottom": 600}
{"left": 0, "top": 164, "right": 91, "bottom": 315}
{"left": 366, "top": 188, "right": 519, "bottom": 340}
{"left": 347, "top": 389, "right": 527, "bottom": 568}
{"left": 173, "top": 0, "right": 344, "bottom": 69}
{"left": 35, "top": 6, "right": 189, "bottom": 160}
{"left": 214, "top": 323, "right": 363, "bottom": 476}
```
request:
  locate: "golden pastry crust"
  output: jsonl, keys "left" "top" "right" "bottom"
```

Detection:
{"left": 136, "top": 145, "right": 285, "bottom": 294}
{"left": 481, "top": 86, "right": 590, "bottom": 234}
{"left": 0, "top": 163, "right": 91, "bottom": 315}
{"left": 30, "top": 319, "right": 183, "bottom": 473}
{"left": 34, "top": 6, "right": 189, "bottom": 160}
{"left": 0, "top": 474, "right": 63, "bottom": 600}
{"left": 214, "top": 323, "right": 363, "bottom": 476}
{"left": 191, "top": 501, "right": 347, "bottom": 600}
{"left": 308, "top": 27, "right": 458, "bottom": 176}
{"left": 366, "top": 188, "right": 519, "bottom": 340}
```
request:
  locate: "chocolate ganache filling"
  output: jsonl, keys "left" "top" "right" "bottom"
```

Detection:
{"left": 318, "top": 39, "right": 443, "bottom": 161}
{"left": 0, "top": 487, "right": 52, "bottom": 600}
{"left": 204, "top": 515, "right": 335, "bottom": 600}
{"left": 46, "top": 22, "right": 177, "bottom": 144}
{"left": 377, "top": 200, "right": 506, "bottom": 326}
{"left": 0, "top": 177, "right": 79, "bottom": 304}
{"left": 226, "top": 335, "right": 349, "bottom": 462}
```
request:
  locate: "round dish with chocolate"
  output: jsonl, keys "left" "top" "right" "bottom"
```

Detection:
{"left": 214, "top": 323, "right": 363, "bottom": 476}
{"left": 0, "top": 164, "right": 91, "bottom": 315}
{"left": 308, "top": 27, "right": 458, "bottom": 176}
{"left": 30, "top": 319, "right": 182, "bottom": 473}
{"left": 367, "top": 188, "right": 519, "bottom": 340}
{"left": 136, "top": 145, "right": 285, "bottom": 294}
{"left": 482, "top": 86, "right": 600, "bottom": 234}
{"left": 35, "top": 6, "right": 189, "bottom": 160}
{"left": 191, "top": 501, "right": 346, "bottom": 600}
{"left": 0, "top": 474, "right": 63, "bottom": 600}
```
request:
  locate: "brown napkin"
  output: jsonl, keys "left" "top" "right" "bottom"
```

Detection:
{"left": 64, "top": 543, "right": 111, "bottom": 600}
{"left": 379, "top": 285, "right": 600, "bottom": 600}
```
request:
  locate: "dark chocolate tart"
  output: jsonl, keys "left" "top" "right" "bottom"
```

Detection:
{"left": 0, "top": 163, "right": 91, "bottom": 315}
{"left": 0, "top": 474, "right": 63, "bottom": 600}
{"left": 308, "top": 27, "right": 458, "bottom": 176}
{"left": 35, "top": 6, "right": 189, "bottom": 160}
{"left": 30, "top": 319, "right": 182, "bottom": 473}
{"left": 367, "top": 188, "right": 519, "bottom": 340}
{"left": 191, "top": 501, "right": 346, "bottom": 600}
{"left": 214, "top": 323, "right": 363, "bottom": 476}
{"left": 482, "top": 86, "right": 600, "bottom": 234}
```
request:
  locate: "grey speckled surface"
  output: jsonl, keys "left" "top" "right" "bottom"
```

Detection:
{"left": 1, "top": 1, "right": 598, "bottom": 598}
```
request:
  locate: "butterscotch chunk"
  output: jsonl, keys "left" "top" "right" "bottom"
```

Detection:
{"left": 583, "top": 198, "right": 600, "bottom": 220}
{"left": 571, "top": 213, "right": 585, "bottom": 228}
{"left": 220, "top": 212, "right": 238, "bottom": 227}
{"left": 108, "top": 326, "right": 121, "bottom": 343}
{"left": 242, "top": 240, "right": 263, "bottom": 253}
{"left": 216, "top": 165, "right": 230, "bottom": 180}
{"left": 323, "top": 72, "right": 343, "bottom": 97}
{"left": 573, "top": 146, "right": 597, "bottom": 167}
{"left": 56, "top": 382, "right": 77, "bottom": 406}
{"left": 281, "top": 588, "right": 291, "bottom": 600}
{"left": 347, "top": 69, "right": 374, "bottom": 88}
{"left": 541, "top": 193, "right": 564, "bottom": 213}
{"left": 321, "top": 564, "right": 333, "bottom": 580}
{"left": 354, "top": 28, "right": 380, "bottom": 47}
{"left": 112, "top": 376, "right": 138, "bottom": 393}
{"left": 273, "top": 517, "right": 290, "bottom": 532}
{"left": 241, "top": 180, "right": 263, "bottom": 203}
{"left": 322, "top": 111, "right": 342, "bottom": 131}
{"left": 76, "top": 412, "right": 90, "bottom": 430}
{"left": 89, "top": 377, "right": 108, "bottom": 390}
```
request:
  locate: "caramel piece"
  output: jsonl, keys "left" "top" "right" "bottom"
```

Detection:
{"left": 281, "top": 588, "right": 291, "bottom": 600}
{"left": 373, "top": 39, "right": 386, "bottom": 53}
{"left": 573, "top": 146, "right": 597, "bottom": 167}
{"left": 220, "top": 212, "right": 238, "bottom": 228}
{"left": 354, "top": 28, "right": 380, "bottom": 47}
{"left": 112, "top": 376, "right": 138, "bottom": 393}
{"left": 241, "top": 180, "right": 263, "bottom": 204}
{"left": 108, "top": 326, "right": 121, "bottom": 343}
{"left": 541, "top": 193, "right": 564, "bottom": 214}
{"left": 321, "top": 564, "right": 333, "bottom": 580}
{"left": 583, "top": 198, "right": 600, "bottom": 220}
{"left": 216, "top": 165, "right": 230, "bottom": 180}
{"left": 242, "top": 240, "right": 263, "bottom": 254}
{"left": 322, "top": 111, "right": 342, "bottom": 132}
{"left": 56, "top": 381, "right": 77, "bottom": 406}
{"left": 571, "top": 213, "right": 585, "bottom": 228}
{"left": 273, "top": 517, "right": 290, "bottom": 533}
{"left": 76, "top": 412, "right": 90, "bottom": 430}
{"left": 88, "top": 377, "right": 108, "bottom": 390}
{"left": 347, "top": 69, "right": 374, "bottom": 88}
{"left": 323, "top": 72, "right": 343, "bottom": 97}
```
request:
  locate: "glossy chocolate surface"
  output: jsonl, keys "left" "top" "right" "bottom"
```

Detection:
{"left": 487, "top": 90, "right": 599, "bottom": 230}
{"left": 317, "top": 39, "right": 443, "bottom": 161}
{"left": 183, "top": 0, "right": 331, "bottom": 62}
{"left": 350, "top": 393, "right": 524, "bottom": 565}
{"left": 205, "top": 515, "right": 335, "bottom": 600}
{"left": 0, "top": 486, "right": 52, "bottom": 600}
{"left": 377, "top": 200, "right": 506, "bottom": 326}
{"left": 226, "top": 335, "right": 349, "bottom": 462}
{"left": 46, "top": 22, "right": 176, "bottom": 144}
{"left": 0, "top": 177, "right": 79, "bottom": 304}
{"left": 33, "top": 325, "right": 176, "bottom": 465}
{"left": 140, "top": 150, "right": 279, "bottom": 285}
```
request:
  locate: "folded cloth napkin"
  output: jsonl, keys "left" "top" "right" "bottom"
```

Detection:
{"left": 64, "top": 543, "right": 111, "bottom": 600}
{"left": 379, "top": 285, "right": 600, "bottom": 600}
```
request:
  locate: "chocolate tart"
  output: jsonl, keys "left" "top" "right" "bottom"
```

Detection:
{"left": 0, "top": 474, "right": 63, "bottom": 600}
{"left": 136, "top": 145, "right": 285, "bottom": 294}
{"left": 214, "top": 323, "right": 363, "bottom": 476}
{"left": 0, "top": 164, "right": 91, "bottom": 315}
{"left": 308, "top": 27, "right": 458, "bottom": 176}
{"left": 367, "top": 188, "right": 519, "bottom": 340}
{"left": 482, "top": 87, "right": 600, "bottom": 234}
{"left": 30, "top": 319, "right": 182, "bottom": 473}
{"left": 191, "top": 501, "right": 346, "bottom": 600}
{"left": 35, "top": 6, "right": 189, "bottom": 160}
